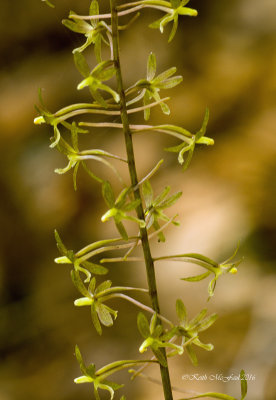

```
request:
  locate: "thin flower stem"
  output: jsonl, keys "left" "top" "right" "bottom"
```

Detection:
{"left": 70, "top": 12, "right": 112, "bottom": 20}
{"left": 79, "top": 121, "right": 189, "bottom": 144}
{"left": 106, "top": 31, "right": 114, "bottom": 59}
{"left": 104, "top": 293, "right": 174, "bottom": 327}
{"left": 76, "top": 237, "right": 125, "bottom": 257}
{"left": 154, "top": 254, "right": 217, "bottom": 272}
{"left": 81, "top": 161, "right": 103, "bottom": 184}
{"left": 154, "top": 254, "right": 217, "bottom": 267}
{"left": 70, "top": 98, "right": 170, "bottom": 125}
{"left": 118, "top": 12, "right": 141, "bottom": 30}
{"left": 79, "top": 122, "right": 124, "bottom": 129}
{"left": 97, "top": 286, "right": 149, "bottom": 297}
{"left": 81, "top": 155, "right": 125, "bottom": 184}
{"left": 126, "top": 88, "right": 146, "bottom": 106}
{"left": 117, "top": 0, "right": 171, "bottom": 10}
{"left": 133, "top": 159, "right": 164, "bottom": 190}
{"left": 122, "top": 237, "right": 140, "bottom": 259}
{"left": 130, "top": 363, "right": 151, "bottom": 379}
{"left": 76, "top": 216, "right": 176, "bottom": 261}
{"left": 56, "top": 108, "right": 121, "bottom": 120}
{"left": 70, "top": 4, "right": 172, "bottom": 21}
{"left": 128, "top": 97, "right": 170, "bottom": 114}
{"left": 132, "top": 126, "right": 191, "bottom": 143}
{"left": 110, "top": 2, "right": 173, "bottom": 399}
{"left": 77, "top": 242, "right": 140, "bottom": 263}
{"left": 125, "top": 85, "right": 143, "bottom": 97}
{"left": 54, "top": 103, "right": 120, "bottom": 117}
{"left": 117, "top": 4, "right": 173, "bottom": 17}
{"left": 148, "top": 215, "right": 178, "bottom": 240}
{"left": 100, "top": 256, "right": 144, "bottom": 263}
{"left": 154, "top": 258, "right": 216, "bottom": 273}
{"left": 80, "top": 149, "right": 127, "bottom": 162}
{"left": 98, "top": 359, "right": 159, "bottom": 380}
{"left": 76, "top": 238, "right": 122, "bottom": 257}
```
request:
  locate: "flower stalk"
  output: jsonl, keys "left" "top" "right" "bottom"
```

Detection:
{"left": 110, "top": 1, "right": 173, "bottom": 398}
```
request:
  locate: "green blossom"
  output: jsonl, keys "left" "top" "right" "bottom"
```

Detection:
{"left": 54, "top": 230, "right": 108, "bottom": 283}
{"left": 101, "top": 182, "right": 146, "bottom": 240}
{"left": 63, "top": 0, "right": 110, "bottom": 61}
{"left": 175, "top": 299, "right": 217, "bottom": 366}
{"left": 132, "top": 52, "right": 182, "bottom": 120}
{"left": 74, "top": 53, "right": 119, "bottom": 107}
{"left": 74, "top": 345, "right": 124, "bottom": 400}
{"left": 164, "top": 108, "right": 214, "bottom": 170}
{"left": 72, "top": 276, "right": 118, "bottom": 335}
{"left": 142, "top": 180, "right": 181, "bottom": 241}
{"left": 180, "top": 245, "right": 243, "bottom": 298}
{"left": 137, "top": 313, "right": 183, "bottom": 367}
{"left": 149, "top": 0, "right": 198, "bottom": 42}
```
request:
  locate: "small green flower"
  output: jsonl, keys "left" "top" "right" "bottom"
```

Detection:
{"left": 53, "top": 122, "right": 86, "bottom": 188}
{"left": 142, "top": 180, "right": 182, "bottom": 242}
{"left": 73, "top": 276, "right": 148, "bottom": 335}
{"left": 74, "top": 345, "right": 124, "bottom": 400}
{"left": 149, "top": 0, "right": 198, "bottom": 42}
{"left": 73, "top": 276, "right": 118, "bottom": 335}
{"left": 175, "top": 299, "right": 217, "bottom": 366}
{"left": 34, "top": 90, "right": 89, "bottom": 149}
{"left": 63, "top": 0, "right": 109, "bottom": 61}
{"left": 54, "top": 230, "right": 108, "bottom": 283}
{"left": 164, "top": 108, "right": 214, "bottom": 170}
{"left": 53, "top": 122, "right": 125, "bottom": 189}
{"left": 74, "top": 53, "right": 119, "bottom": 107}
{"left": 101, "top": 182, "right": 146, "bottom": 240}
{"left": 133, "top": 52, "right": 182, "bottom": 120}
{"left": 137, "top": 313, "right": 183, "bottom": 367}
{"left": 34, "top": 90, "right": 64, "bottom": 148}
{"left": 180, "top": 245, "right": 243, "bottom": 298}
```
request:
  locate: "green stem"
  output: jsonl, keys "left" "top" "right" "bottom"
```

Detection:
{"left": 103, "top": 292, "right": 174, "bottom": 327}
{"left": 110, "top": 2, "right": 173, "bottom": 400}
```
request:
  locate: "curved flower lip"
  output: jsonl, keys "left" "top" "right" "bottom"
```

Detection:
{"left": 101, "top": 208, "right": 117, "bottom": 222}
{"left": 197, "top": 137, "right": 214, "bottom": 146}
{"left": 74, "top": 375, "right": 93, "bottom": 384}
{"left": 77, "top": 77, "right": 94, "bottom": 90}
{"left": 34, "top": 116, "right": 45, "bottom": 125}
{"left": 139, "top": 337, "right": 153, "bottom": 353}
{"left": 55, "top": 256, "right": 71, "bottom": 264}
{"left": 174, "top": 344, "right": 184, "bottom": 355}
{"left": 178, "top": 7, "right": 198, "bottom": 17}
{"left": 74, "top": 297, "right": 93, "bottom": 306}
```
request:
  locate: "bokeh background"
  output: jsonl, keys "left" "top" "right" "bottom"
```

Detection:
{"left": 0, "top": 0, "right": 275, "bottom": 399}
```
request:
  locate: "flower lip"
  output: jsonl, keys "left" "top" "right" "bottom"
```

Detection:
{"left": 74, "top": 375, "right": 93, "bottom": 384}
{"left": 34, "top": 116, "right": 45, "bottom": 125}
{"left": 74, "top": 297, "right": 93, "bottom": 306}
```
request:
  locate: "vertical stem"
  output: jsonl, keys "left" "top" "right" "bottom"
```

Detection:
{"left": 110, "top": 2, "right": 173, "bottom": 400}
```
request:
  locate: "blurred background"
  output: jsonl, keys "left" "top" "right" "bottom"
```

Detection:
{"left": 0, "top": 0, "right": 275, "bottom": 399}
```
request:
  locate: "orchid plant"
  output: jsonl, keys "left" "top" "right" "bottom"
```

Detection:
{"left": 35, "top": 1, "right": 247, "bottom": 399}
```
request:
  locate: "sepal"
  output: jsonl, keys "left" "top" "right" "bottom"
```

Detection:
{"left": 142, "top": 180, "right": 181, "bottom": 241}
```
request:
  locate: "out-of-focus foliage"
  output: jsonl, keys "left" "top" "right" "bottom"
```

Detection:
{"left": 0, "top": 0, "right": 275, "bottom": 399}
